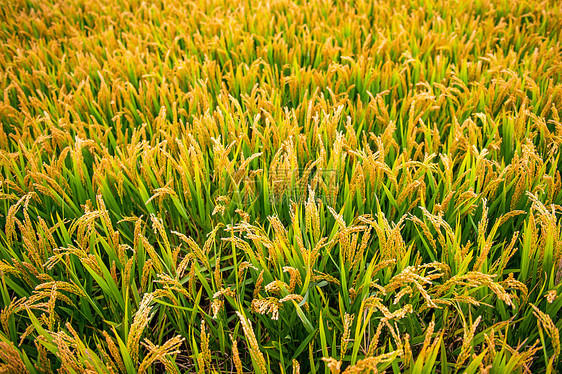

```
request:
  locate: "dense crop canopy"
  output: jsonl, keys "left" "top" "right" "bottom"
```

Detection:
{"left": 1, "top": 0, "right": 562, "bottom": 372}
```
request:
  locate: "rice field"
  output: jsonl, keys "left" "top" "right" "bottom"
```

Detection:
{"left": 0, "top": 0, "right": 561, "bottom": 372}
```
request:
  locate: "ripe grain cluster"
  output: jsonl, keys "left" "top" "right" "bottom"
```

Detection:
{"left": 1, "top": 0, "right": 562, "bottom": 373}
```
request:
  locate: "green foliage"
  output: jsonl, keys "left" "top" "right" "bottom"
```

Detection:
{"left": 0, "top": 0, "right": 562, "bottom": 372}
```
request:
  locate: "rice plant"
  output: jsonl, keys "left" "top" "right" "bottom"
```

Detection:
{"left": 1, "top": 0, "right": 561, "bottom": 372}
